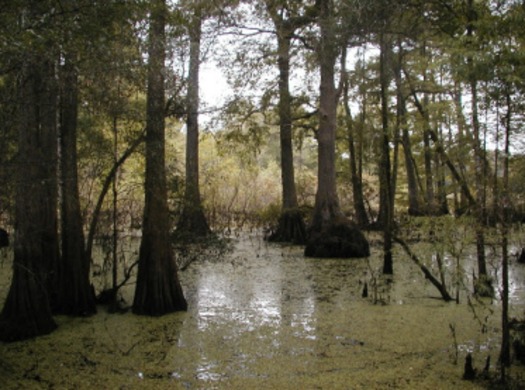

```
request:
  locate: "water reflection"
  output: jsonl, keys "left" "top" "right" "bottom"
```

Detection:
{"left": 171, "top": 233, "right": 525, "bottom": 387}
{"left": 190, "top": 240, "right": 316, "bottom": 334}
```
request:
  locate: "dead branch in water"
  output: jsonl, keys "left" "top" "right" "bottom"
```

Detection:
{"left": 393, "top": 235, "right": 453, "bottom": 301}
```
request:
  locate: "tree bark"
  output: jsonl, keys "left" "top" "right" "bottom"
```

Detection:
{"left": 499, "top": 89, "right": 511, "bottom": 371}
{"left": 133, "top": 0, "right": 187, "bottom": 315}
{"left": 0, "top": 57, "right": 58, "bottom": 341}
{"left": 57, "top": 55, "right": 96, "bottom": 316}
{"left": 466, "top": 0, "right": 489, "bottom": 289}
{"left": 266, "top": 4, "right": 306, "bottom": 244}
{"left": 399, "top": 116, "right": 421, "bottom": 215}
{"left": 305, "top": 0, "right": 369, "bottom": 259}
{"left": 177, "top": 7, "right": 210, "bottom": 237}
{"left": 342, "top": 69, "right": 369, "bottom": 228}
{"left": 421, "top": 43, "right": 436, "bottom": 214}
{"left": 379, "top": 32, "right": 393, "bottom": 274}
{"left": 451, "top": 82, "right": 470, "bottom": 215}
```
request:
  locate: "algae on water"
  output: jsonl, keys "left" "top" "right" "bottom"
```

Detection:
{"left": 1, "top": 232, "right": 524, "bottom": 389}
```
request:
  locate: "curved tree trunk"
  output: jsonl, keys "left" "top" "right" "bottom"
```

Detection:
{"left": 133, "top": 0, "right": 187, "bottom": 316}
{"left": 0, "top": 57, "right": 57, "bottom": 341}
{"left": 85, "top": 131, "right": 145, "bottom": 263}
{"left": 177, "top": 8, "right": 210, "bottom": 237}
{"left": 57, "top": 55, "right": 96, "bottom": 316}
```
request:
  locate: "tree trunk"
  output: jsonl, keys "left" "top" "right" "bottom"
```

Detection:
{"left": 133, "top": 0, "right": 187, "bottom": 315}
{"left": 57, "top": 55, "right": 96, "bottom": 316}
{"left": 499, "top": 89, "right": 511, "bottom": 372}
{"left": 0, "top": 57, "right": 58, "bottom": 341}
{"left": 394, "top": 42, "right": 421, "bottom": 216}
{"left": 177, "top": 8, "right": 210, "bottom": 237}
{"left": 423, "top": 126, "right": 435, "bottom": 213}
{"left": 466, "top": 0, "right": 490, "bottom": 292}
{"left": 305, "top": 0, "right": 369, "bottom": 259}
{"left": 452, "top": 82, "right": 470, "bottom": 215}
{"left": 267, "top": 14, "right": 306, "bottom": 244}
{"left": 394, "top": 236, "right": 453, "bottom": 301}
{"left": 435, "top": 139, "right": 449, "bottom": 215}
{"left": 404, "top": 69, "right": 476, "bottom": 208}
{"left": 343, "top": 80, "right": 369, "bottom": 228}
{"left": 85, "top": 131, "right": 145, "bottom": 263}
{"left": 379, "top": 32, "right": 393, "bottom": 274}
{"left": 40, "top": 62, "right": 61, "bottom": 311}
{"left": 311, "top": 0, "right": 339, "bottom": 229}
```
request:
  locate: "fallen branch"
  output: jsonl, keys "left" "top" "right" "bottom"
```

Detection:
{"left": 393, "top": 235, "right": 453, "bottom": 301}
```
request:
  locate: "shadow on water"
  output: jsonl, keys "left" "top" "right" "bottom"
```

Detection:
{"left": 1, "top": 231, "right": 525, "bottom": 388}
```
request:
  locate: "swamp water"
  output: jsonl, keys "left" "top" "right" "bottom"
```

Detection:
{"left": 1, "top": 231, "right": 525, "bottom": 389}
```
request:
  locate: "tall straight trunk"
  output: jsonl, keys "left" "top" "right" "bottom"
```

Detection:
{"left": 466, "top": 0, "right": 488, "bottom": 284}
{"left": 435, "top": 128, "right": 449, "bottom": 215}
{"left": 499, "top": 89, "right": 511, "bottom": 373}
{"left": 452, "top": 82, "right": 470, "bottom": 215}
{"left": 305, "top": 0, "right": 369, "bottom": 259}
{"left": 178, "top": 8, "right": 210, "bottom": 236}
{"left": 379, "top": 32, "right": 393, "bottom": 274}
{"left": 423, "top": 126, "right": 435, "bottom": 213}
{"left": 401, "top": 125, "right": 421, "bottom": 215}
{"left": 312, "top": 0, "right": 343, "bottom": 229}
{"left": 0, "top": 57, "right": 58, "bottom": 341}
{"left": 111, "top": 115, "right": 118, "bottom": 304}
{"left": 391, "top": 97, "right": 401, "bottom": 220}
{"left": 277, "top": 34, "right": 298, "bottom": 211}
{"left": 40, "top": 63, "right": 60, "bottom": 310}
{"left": 311, "top": 0, "right": 341, "bottom": 230}
{"left": 57, "top": 55, "right": 96, "bottom": 316}
{"left": 133, "top": 0, "right": 187, "bottom": 315}
{"left": 266, "top": 4, "right": 306, "bottom": 243}
{"left": 343, "top": 81, "right": 368, "bottom": 227}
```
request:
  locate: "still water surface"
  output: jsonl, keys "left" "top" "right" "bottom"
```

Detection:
{"left": 1, "top": 231, "right": 525, "bottom": 389}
